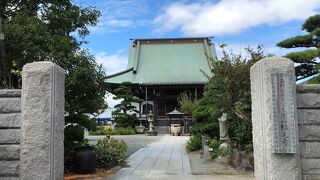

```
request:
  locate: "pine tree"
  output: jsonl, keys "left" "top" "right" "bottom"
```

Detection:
{"left": 277, "top": 14, "right": 320, "bottom": 81}
{"left": 112, "top": 82, "right": 142, "bottom": 127}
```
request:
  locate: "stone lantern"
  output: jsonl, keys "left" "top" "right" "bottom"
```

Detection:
{"left": 147, "top": 110, "right": 157, "bottom": 136}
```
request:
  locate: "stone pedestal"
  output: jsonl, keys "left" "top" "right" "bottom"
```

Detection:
{"left": 20, "top": 62, "right": 65, "bottom": 180}
{"left": 135, "top": 125, "right": 145, "bottom": 134}
{"left": 250, "top": 58, "right": 301, "bottom": 179}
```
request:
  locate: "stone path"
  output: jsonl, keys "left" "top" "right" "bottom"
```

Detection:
{"left": 112, "top": 135, "right": 190, "bottom": 179}
{"left": 87, "top": 134, "right": 163, "bottom": 158}
{"left": 111, "top": 135, "right": 254, "bottom": 180}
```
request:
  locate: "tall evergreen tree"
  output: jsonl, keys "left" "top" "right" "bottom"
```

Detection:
{"left": 0, "top": 1, "right": 108, "bottom": 136}
{"left": 277, "top": 14, "right": 320, "bottom": 81}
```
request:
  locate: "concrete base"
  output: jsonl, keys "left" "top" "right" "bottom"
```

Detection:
{"left": 135, "top": 126, "right": 145, "bottom": 134}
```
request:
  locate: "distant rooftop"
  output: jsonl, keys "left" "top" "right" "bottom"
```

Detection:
{"left": 106, "top": 37, "right": 217, "bottom": 85}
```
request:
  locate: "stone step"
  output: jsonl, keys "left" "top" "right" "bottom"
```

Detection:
{"left": 156, "top": 126, "right": 169, "bottom": 134}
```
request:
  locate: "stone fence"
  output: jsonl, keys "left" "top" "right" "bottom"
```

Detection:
{"left": 251, "top": 57, "right": 320, "bottom": 180}
{"left": 297, "top": 85, "right": 320, "bottom": 179}
{"left": 0, "top": 62, "right": 65, "bottom": 180}
{"left": 0, "top": 90, "right": 21, "bottom": 178}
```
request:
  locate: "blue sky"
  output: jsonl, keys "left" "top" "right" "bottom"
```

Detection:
{"left": 73, "top": 0, "right": 320, "bottom": 117}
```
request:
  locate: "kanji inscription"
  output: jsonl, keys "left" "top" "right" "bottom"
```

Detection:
{"left": 271, "top": 73, "right": 296, "bottom": 153}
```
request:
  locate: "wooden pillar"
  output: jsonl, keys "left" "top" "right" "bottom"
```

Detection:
{"left": 139, "top": 102, "right": 141, "bottom": 118}
{"left": 195, "top": 88, "right": 198, "bottom": 100}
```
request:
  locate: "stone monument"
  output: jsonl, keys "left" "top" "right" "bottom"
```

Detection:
{"left": 218, "top": 113, "right": 229, "bottom": 149}
{"left": 20, "top": 62, "right": 65, "bottom": 180}
{"left": 250, "top": 57, "right": 301, "bottom": 179}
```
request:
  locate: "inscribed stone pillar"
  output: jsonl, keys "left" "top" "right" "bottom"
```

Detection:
{"left": 218, "top": 113, "right": 228, "bottom": 140}
{"left": 20, "top": 62, "right": 65, "bottom": 180}
{"left": 250, "top": 57, "right": 301, "bottom": 180}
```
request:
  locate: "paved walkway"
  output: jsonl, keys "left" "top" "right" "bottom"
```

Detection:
{"left": 111, "top": 135, "right": 254, "bottom": 180}
{"left": 87, "top": 134, "right": 163, "bottom": 158}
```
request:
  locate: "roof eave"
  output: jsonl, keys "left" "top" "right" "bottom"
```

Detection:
{"left": 106, "top": 67, "right": 134, "bottom": 79}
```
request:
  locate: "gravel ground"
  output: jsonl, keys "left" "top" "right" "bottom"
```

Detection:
{"left": 86, "top": 134, "right": 163, "bottom": 158}
{"left": 188, "top": 151, "right": 254, "bottom": 177}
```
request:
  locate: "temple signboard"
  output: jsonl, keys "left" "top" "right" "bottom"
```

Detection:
{"left": 271, "top": 73, "right": 297, "bottom": 153}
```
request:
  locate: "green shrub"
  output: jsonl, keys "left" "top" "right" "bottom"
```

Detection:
{"left": 89, "top": 126, "right": 105, "bottom": 135}
{"left": 190, "top": 122, "right": 219, "bottom": 138}
{"left": 114, "top": 127, "right": 135, "bottom": 135}
{"left": 190, "top": 47, "right": 268, "bottom": 149}
{"left": 64, "top": 125, "right": 90, "bottom": 171}
{"left": 207, "top": 138, "right": 232, "bottom": 160}
{"left": 102, "top": 126, "right": 113, "bottom": 135}
{"left": 89, "top": 130, "right": 104, "bottom": 135}
{"left": 65, "top": 125, "right": 84, "bottom": 142}
{"left": 209, "top": 138, "right": 221, "bottom": 149}
{"left": 244, "top": 143, "right": 254, "bottom": 152}
{"left": 64, "top": 125, "right": 84, "bottom": 157}
{"left": 114, "top": 114, "right": 138, "bottom": 128}
{"left": 95, "top": 138, "right": 128, "bottom": 168}
{"left": 211, "top": 148, "right": 232, "bottom": 159}
{"left": 103, "top": 127, "right": 136, "bottom": 135}
{"left": 186, "top": 135, "right": 202, "bottom": 152}
{"left": 89, "top": 126, "right": 136, "bottom": 136}
{"left": 177, "top": 92, "right": 197, "bottom": 115}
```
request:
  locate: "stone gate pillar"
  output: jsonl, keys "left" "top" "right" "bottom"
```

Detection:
{"left": 20, "top": 62, "right": 65, "bottom": 180}
{"left": 250, "top": 58, "right": 301, "bottom": 180}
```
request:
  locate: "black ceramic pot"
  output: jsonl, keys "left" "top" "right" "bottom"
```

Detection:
{"left": 73, "top": 146, "right": 96, "bottom": 173}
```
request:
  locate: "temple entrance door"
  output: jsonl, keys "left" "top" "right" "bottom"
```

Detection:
{"left": 157, "top": 101, "right": 166, "bottom": 117}
{"left": 166, "top": 100, "right": 178, "bottom": 113}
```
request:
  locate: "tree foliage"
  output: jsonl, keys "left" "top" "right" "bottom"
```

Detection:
{"left": 0, "top": 1, "right": 109, "bottom": 153}
{"left": 0, "top": 1, "right": 108, "bottom": 128}
{"left": 62, "top": 52, "right": 108, "bottom": 127}
{"left": 112, "top": 82, "right": 142, "bottom": 128}
{"left": 277, "top": 14, "right": 320, "bottom": 81}
{"left": 192, "top": 46, "right": 268, "bottom": 149}
{"left": 177, "top": 92, "right": 197, "bottom": 115}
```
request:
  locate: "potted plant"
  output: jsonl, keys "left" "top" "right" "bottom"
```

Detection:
{"left": 73, "top": 145, "right": 96, "bottom": 173}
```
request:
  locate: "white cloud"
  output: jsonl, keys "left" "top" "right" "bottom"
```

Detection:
{"left": 87, "top": 0, "right": 151, "bottom": 34}
{"left": 106, "top": 19, "right": 134, "bottom": 28}
{"left": 89, "top": 18, "right": 135, "bottom": 33}
{"left": 154, "top": 0, "right": 320, "bottom": 36}
{"left": 95, "top": 51, "right": 128, "bottom": 75}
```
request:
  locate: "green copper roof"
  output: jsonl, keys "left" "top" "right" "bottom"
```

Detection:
{"left": 106, "top": 38, "right": 217, "bottom": 85}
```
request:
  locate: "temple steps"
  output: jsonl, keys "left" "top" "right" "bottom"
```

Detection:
{"left": 156, "top": 126, "right": 170, "bottom": 134}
